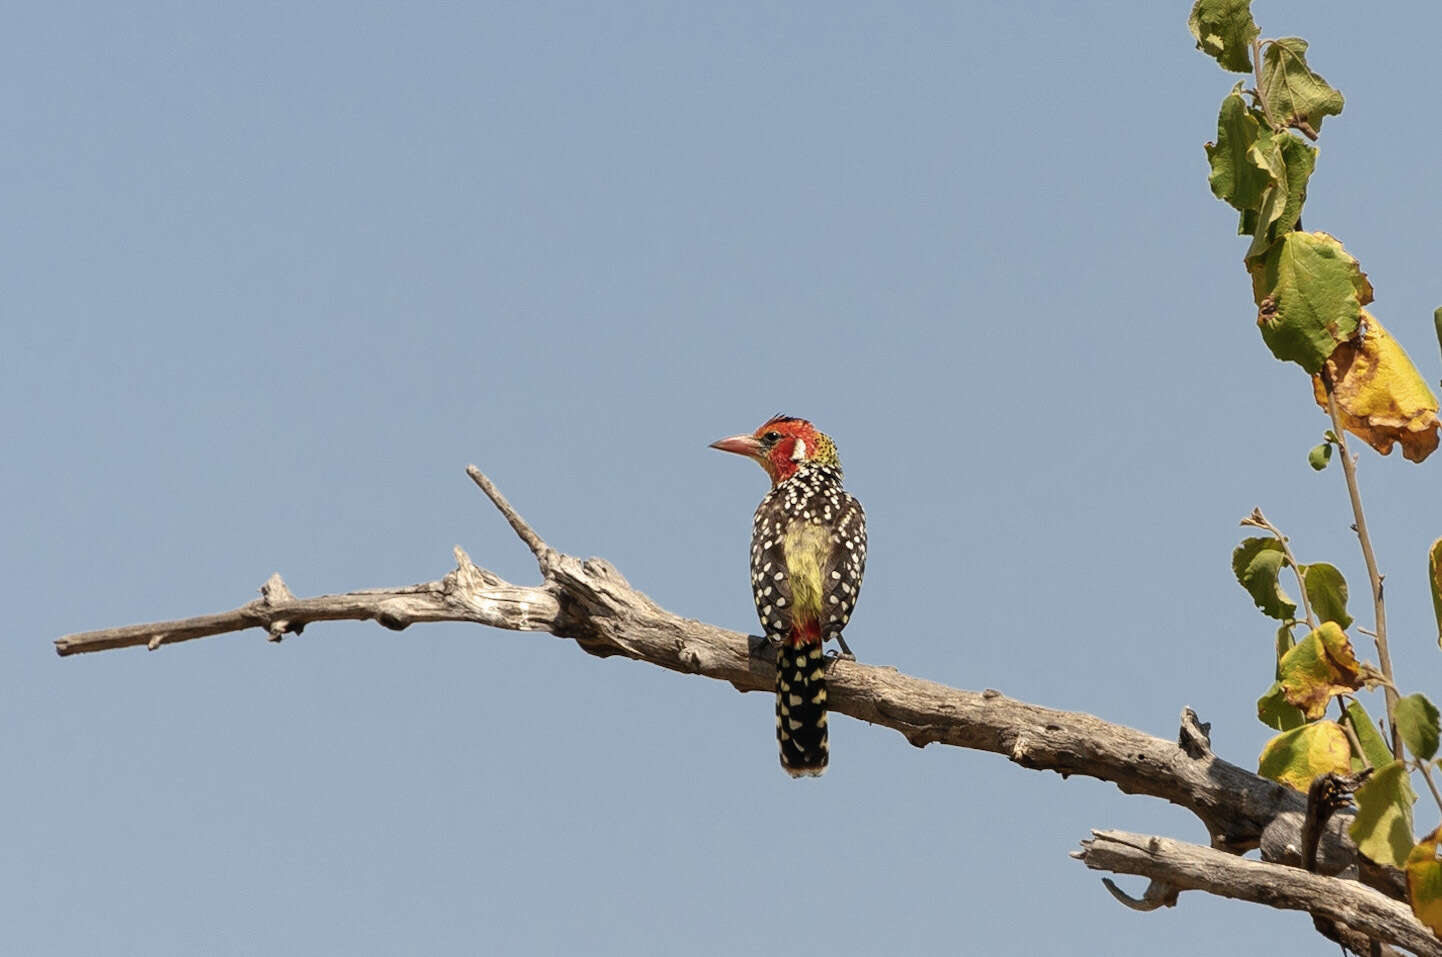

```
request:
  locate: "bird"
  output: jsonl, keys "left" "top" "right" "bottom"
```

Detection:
{"left": 710, "top": 414, "right": 867, "bottom": 777}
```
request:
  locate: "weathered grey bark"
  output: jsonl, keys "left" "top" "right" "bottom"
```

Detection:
{"left": 1077, "top": 831, "right": 1433, "bottom": 956}
{"left": 53, "top": 466, "right": 1438, "bottom": 954}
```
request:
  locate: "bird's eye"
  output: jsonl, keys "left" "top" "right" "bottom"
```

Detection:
{"left": 762, "top": 431, "right": 782, "bottom": 443}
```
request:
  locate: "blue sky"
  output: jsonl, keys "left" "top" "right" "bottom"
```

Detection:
{"left": 6, "top": 2, "right": 1442, "bottom": 954}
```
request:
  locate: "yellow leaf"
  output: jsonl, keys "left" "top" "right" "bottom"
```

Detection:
{"left": 1277, "top": 622, "right": 1363, "bottom": 720}
{"left": 1258, "top": 720, "right": 1351, "bottom": 792}
{"left": 1407, "top": 828, "right": 1442, "bottom": 936}
{"left": 1312, "top": 309, "right": 1441, "bottom": 463}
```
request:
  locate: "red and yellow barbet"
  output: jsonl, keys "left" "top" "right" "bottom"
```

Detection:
{"left": 710, "top": 415, "right": 867, "bottom": 777}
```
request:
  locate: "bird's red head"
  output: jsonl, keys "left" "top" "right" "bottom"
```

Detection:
{"left": 709, "top": 414, "right": 840, "bottom": 485}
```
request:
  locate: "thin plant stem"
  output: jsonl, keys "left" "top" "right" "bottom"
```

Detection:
{"left": 1337, "top": 703, "right": 1370, "bottom": 770}
{"left": 1419, "top": 760, "right": 1442, "bottom": 818}
{"left": 1324, "top": 389, "right": 1402, "bottom": 760}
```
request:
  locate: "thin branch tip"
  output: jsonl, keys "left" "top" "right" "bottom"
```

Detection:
{"left": 466, "top": 466, "right": 552, "bottom": 568}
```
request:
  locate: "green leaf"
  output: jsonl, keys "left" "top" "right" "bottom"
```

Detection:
{"left": 1238, "top": 129, "right": 1286, "bottom": 245}
{"left": 1247, "top": 232, "right": 1370, "bottom": 374}
{"left": 1300, "top": 562, "right": 1352, "bottom": 629}
{"left": 1346, "top": 699, "right": 1394, "bottom": 770}
{"left": 1308, "top": 441, "right": 1332, "bottom": 470}
{"left": 1205, "top": 90, "right": 1276, "bottom": 214}
{"left": 1434, "top": 308, "right": 1442, "bottom": 373}
{"left": 1351, "top": 760, "right": 1417, "bottom": 868}
{"left": 1188, "top": 0, "right": 1260, "bottom": 72}
{"left": 1259, "top": 37, "right": 1344, "bottom": 137}
{"left": 1275, "top": 621, "right": 1296, "bottom": 670}
{"left": 1273, "top": 134, "right": 1316, "bottom": 234}
{"left": 1397, "top": 694, "right": 1441, "bottom": 761}
{"left": 1277, "top": 622, "right": 1363, "bottom": 719}
{"left": 1429, "top": 538, "right": 1442, "bottom": 649}
{"left": 1407, "top": 829, "right": 1442, "bottom": 936}
{"left": 1244, "top": 181, "right": 1286, "bottom": 253}
{"left": 1232, "top": 537, "right": 1296, "bottom": 620}
{"left": 1257, "top": 680, "right": 1307, "bottom": 731}
{"left": 1258, "top": 720, "right": 1351, "bottom": 792}
{"left": 1244, "top": 133, "right": 1316, "bottom": 261}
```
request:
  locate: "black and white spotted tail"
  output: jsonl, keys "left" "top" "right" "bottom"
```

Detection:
{"left": 776, "top": 635, "right": 828, "bottom": 777}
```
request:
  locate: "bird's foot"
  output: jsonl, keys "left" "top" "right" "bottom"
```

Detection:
{"left": 750, "top": 634, "right": 785, "bottom": 659}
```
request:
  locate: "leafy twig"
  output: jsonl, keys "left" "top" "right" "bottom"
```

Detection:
{"left": 1242, "top": 507, "right": 1317, "bottom": 631}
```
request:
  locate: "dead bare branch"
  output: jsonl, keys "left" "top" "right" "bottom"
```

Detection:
{"left": 54, "top": 472, "right": 1305, "bottom": 849}
{"left": 465, "top": 465, "right": 554, "bottom": 572}
{"left": 1101, "top": 876, "right": 1179, "bottom": 912}
{"left": 52, "top": 467, "right": 1429, "bottom": 952}
{"left": 1077, "top": 831, "right": 1433, "bottom": 956}
{"left": 55, "top": 547, "right": 559, "bottom": 656}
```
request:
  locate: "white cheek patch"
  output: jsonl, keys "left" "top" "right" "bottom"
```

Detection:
{"left": 791, "top": 438, "right": 807, "bottom": 461}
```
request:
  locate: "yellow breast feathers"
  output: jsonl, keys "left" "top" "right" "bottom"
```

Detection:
{"left": 781, "top": 520, "right": 833, "bottom": 622}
